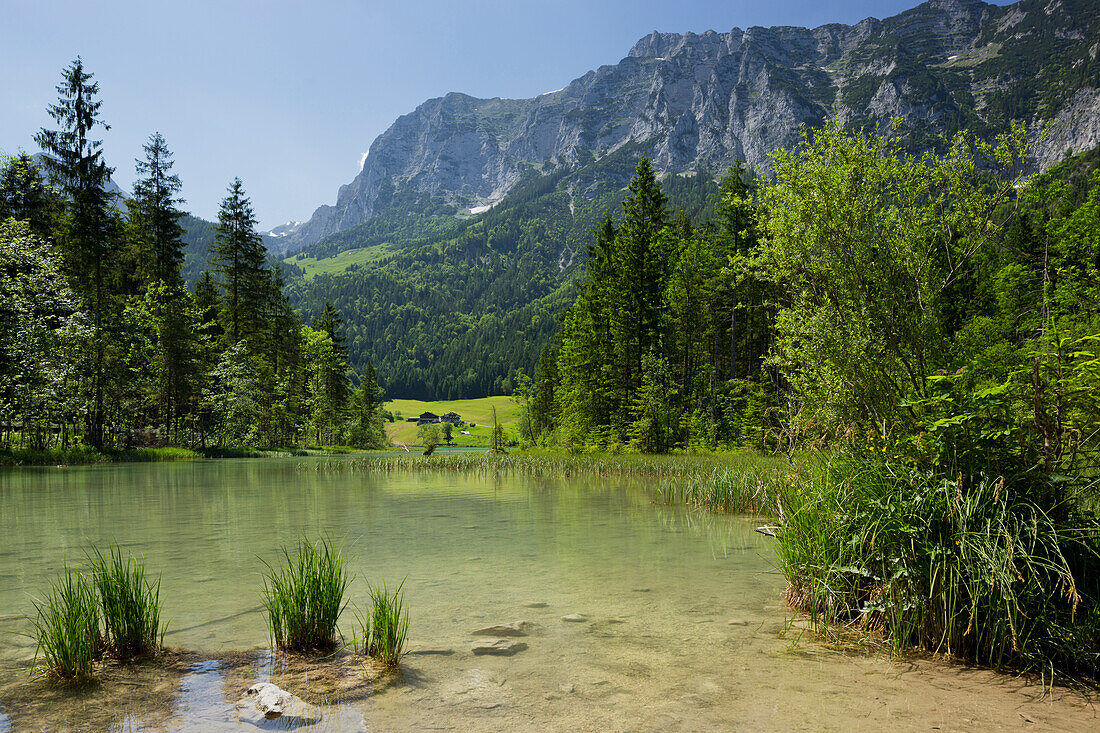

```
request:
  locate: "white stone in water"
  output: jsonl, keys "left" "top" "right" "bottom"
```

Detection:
{"left": 238, "top": 682, "right": 322, "bottom": 724}
{"left": 470, "top": 637, "right": 528, "bottom": 656}
{"left": 561, "top": 613, "right": 587, "bottom": 622}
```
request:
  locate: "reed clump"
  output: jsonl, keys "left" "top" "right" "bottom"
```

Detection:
{"left": 31, "top": 568, "right": 101, "bottom": 679}
{"left": 355, "top": 578, "right": 409, "bottom": 667}
{"left": 261, "top": 538, "right": 351, "bottom": 651}
{"left": 775, "top": 455, "right": 1100, "bottom": 677}
{"left": 89, "top": 545, "right": 166, "bottom": 658}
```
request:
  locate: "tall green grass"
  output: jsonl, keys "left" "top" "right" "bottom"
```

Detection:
{"left": 88, "top": 545, "right": 166, "bottom": 658}
{"left": 775, "top": 456, "right": 1100, "bottom": 677}
{"left": 261, "top": 538, "right": 352, "bottom": 651}
{"left": 355, "top": 578, "right": 409, "bottom": 667}
{"left": 654, "top": 466, "right": 784, "bottom": 514}
{"left": 31, "top": 568, "right": 101, "bottom": 679}
{"left": 304, "top": 449, "right": 788, "bottom": 483}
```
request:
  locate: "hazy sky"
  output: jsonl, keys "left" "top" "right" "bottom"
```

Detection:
{"left": 1, "top": 0, "right": 1013, "bottom": 229}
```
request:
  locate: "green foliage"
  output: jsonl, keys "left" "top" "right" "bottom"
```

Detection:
{"left": 757, "top": 120, "right": 1023, "bottom": 434}
{"left": 0, "top": 219, "right": 84, "bottom": 449}
{"left": 418, "top": 422, "right": 440, "bottom": 451}
{"left": 261, "top": 538, "right": 352, "bottom": 652}
{"left": 211, "top": 178, "right": 268, "bottom": 346}
{"left": 130, "top": 132, "right": 185, "bottom": 284}
{"left": 355, "top": 578, "right": 410, "bottom": 667}
{"left": 0, "top": 153, "right": 59, "bottom": 237}
{"left": 203, "top": 341, "right": 262, "bottom": 447}
{"left": 88, "top": 544, "right": 165, "bottom": 658}
{"left": 776, "top": 456, "right": 1100, "bottom": 676}
{"left": 543, "top": 158, "right": 774, "bottom": 452}
{"left": 31, "top": 567, "right": 101, "bottom": 680}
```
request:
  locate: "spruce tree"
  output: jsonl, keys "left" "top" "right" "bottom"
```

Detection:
{"left": 313, "top": 300, "right": 348, "bottom": 361}
{"left": 132, "top": 132, "right": 185, "bottom": 284}
{"left": 34, "top": 57, "right": 119, "bottom": 447}
{"left": 211, "top": 178, "right": 267, "bottom": 345}
{"left": 0, "top": 153, "right": 58, "bottom": 237}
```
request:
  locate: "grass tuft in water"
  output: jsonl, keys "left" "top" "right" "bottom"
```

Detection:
{"left": 355, "top": 577, "right": 409, "bottom": 667}
{"left": 88, "top": 545, "right": 166, "bottom": 658}
{"left": 32, "top": 567, "right": 101, "bottom": 679}
{"left": 261, "top": 537, "right": 352, "bottom": 651}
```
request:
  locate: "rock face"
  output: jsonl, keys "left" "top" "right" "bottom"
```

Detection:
{"left": 470, "top": 638, "right": 529, "bottom": 656}
{"left": 237, "top": 682, "right": 322, "bottom": 724}
{"left": 283, "top": 0, "right": 1100, "bottom": 250}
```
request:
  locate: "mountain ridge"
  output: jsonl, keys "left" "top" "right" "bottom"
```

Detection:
{"left": 279, "top": 0, "right": 1100, "bottom": 251}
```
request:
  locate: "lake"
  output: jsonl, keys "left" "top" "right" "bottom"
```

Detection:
{"left": 0, "top": 457, "right": 1094, "bottom": 730}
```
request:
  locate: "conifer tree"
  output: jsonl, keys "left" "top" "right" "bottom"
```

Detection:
{"left": 0, "top": 153, "right": 58, "bottom": 237}
{"left": 34, "top": 57, "right": 119, "bottom": 447}
{"left": 211, "top": 178, "right": 267, "bottom": 345}
{"left": 132, "top": 132, "right": 185, "bottom": 284}
{"left": 314, "top": 301, "right": 348, "bottom": 361}
{"left": 312, "top": 300, "right": 350, "bottom": 420}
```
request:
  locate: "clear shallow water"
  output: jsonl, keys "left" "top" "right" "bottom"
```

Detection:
{"left": 0, "top": 458, "right": 1095, "bottom": 731}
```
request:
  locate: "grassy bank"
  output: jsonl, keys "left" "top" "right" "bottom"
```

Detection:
{"left": 0, "top": 446, "right": 201, "bottom": 466}
{"left": 0, "top": 445, "right": 372, "bottom": 467}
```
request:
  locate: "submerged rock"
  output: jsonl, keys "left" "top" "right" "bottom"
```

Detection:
{"left": 470, "top": 638, "right": 528, "bottom": 656}
{"left": 561, "top": 614, "right": 587, "bottom": 623}
{"left": 406, "top": 643, "right": 456, "bottom": 655}
{"left": 471, "top": 621, "right": 530, "bottom": 637}
{"left": 238, "top": 682, "right": 322, "bottom": 724}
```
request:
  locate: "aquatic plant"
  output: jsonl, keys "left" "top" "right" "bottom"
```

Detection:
{"left": 32, "top": 567, "right": 101, "bottom": 679}
{"left": 775, "top": 455, "right": 1100, "bottom": 678}
{"left": 88, "top": 545, "right": 166, "bottom": 658}
{"left": 355, "top": 578, "right": 409, "bottom": 667}
{"left": 261, "top": 537, "right": 351, "bottom": 651}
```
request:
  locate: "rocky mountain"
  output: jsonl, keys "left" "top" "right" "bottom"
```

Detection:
{"left": 281, "top": 0, "right": 1100, "bottom": 251}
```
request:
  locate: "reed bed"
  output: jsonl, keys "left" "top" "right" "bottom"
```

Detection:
{"left": 303, "top": 449, "right": 788, "bottom": 484}
{"left": 88, "top": 545, "right": 165, "bottom": 658}
{"left": 31, "top": 568, "right": 101, "bottom": 679}
{"left": 261, "top": 538, "right": 352, "bottom": 651}
{"left": 355, "top": 578, "right": 410, "bottom": 667}
{"left": 654, "top": 466, "right": 786, "bottom": 514}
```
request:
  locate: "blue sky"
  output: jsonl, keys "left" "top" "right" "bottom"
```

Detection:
{"left": 1, "top": 0, "right": 1013, "bottom": 229}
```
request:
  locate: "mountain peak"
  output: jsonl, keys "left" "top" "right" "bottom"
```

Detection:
{"left": 281, "top": 0, "right": 1100, "bottom": 252}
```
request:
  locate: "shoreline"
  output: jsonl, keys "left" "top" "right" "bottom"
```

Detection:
{"left": 0, "top": 444, "right": 377, "bottom": 467}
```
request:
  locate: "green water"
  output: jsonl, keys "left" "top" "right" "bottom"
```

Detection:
{"left": 0, "top": 458, "right": 1094, "bottom": 731}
